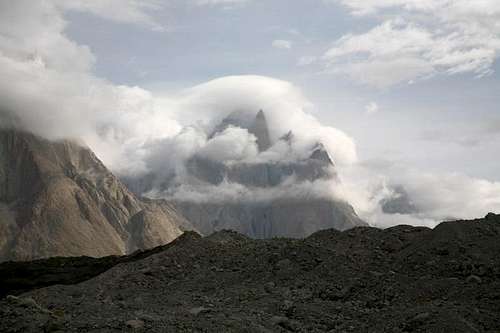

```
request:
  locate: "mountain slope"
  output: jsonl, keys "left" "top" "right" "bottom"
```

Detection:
{"left": 0, "top": 129, "right": 192, "bottom": 262}
{"left": 0, "top": 213, "right": 499, "bottom": 332}
{"left": 174, "top": 197, "right": 364, "bottom": 238}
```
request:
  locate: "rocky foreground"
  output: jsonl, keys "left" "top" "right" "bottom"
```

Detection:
{"left": 1, "top": 214, "right": 500, "bottom": 332}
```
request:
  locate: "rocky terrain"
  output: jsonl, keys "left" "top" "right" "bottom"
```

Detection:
{"left": 1, "top": 213, "right": 499, "bottom": 332}
{"left": 0, "top": 129, "right": 193, "bottom": 262}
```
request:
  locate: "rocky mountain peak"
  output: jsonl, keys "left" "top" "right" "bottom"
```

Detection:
{"left": 0, "top": 129, "right": 192, "bottom": 262}
{"left": 309, "top": 142, "right": 334, "bottom": 165}
{"left": 249, "top": 110, "right": 271, "bottom": 152}
{"left": 279, "top": 130, "right": 294, "bottom": 145}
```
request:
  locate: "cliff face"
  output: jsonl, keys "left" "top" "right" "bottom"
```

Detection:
{"left": 249, "top": 109, "right": 271, "bottom": 151}
{"left": 0, "top": 130, "right": 191, "bottom": 262}
{"left": 174, "top": 198, "right": 364, "bottom": 238}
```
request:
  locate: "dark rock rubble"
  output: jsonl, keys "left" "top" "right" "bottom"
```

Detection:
{"left": 1, "top": 213, "right": 500, "bottom": 332}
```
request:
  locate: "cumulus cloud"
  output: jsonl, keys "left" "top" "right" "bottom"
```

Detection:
{"left": 336, "top": 162, "right": 500, "bottom": 228}
{"left": 149, "top": 177, "right": 338, "bottom": 204}
{"left": 323, "top": 0, "right": 500, "bottom": 87}
{"left": 0, "top": 0, "right": 181, "bottom": 175}
{"left": 197, "top": 127, "right": 258, "bottom": 162}
{"left": 155, "top": 75, "right": 358, "bottom": 166}
{"left": 272, "top": 40, "right": 293, "bottom": 50}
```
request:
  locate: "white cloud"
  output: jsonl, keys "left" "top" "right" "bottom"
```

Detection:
{"left": 198, "top": 127, "right": 258, "bottom": 162}
{"left": 272, "top": 39, "right": 293, "bottom": 50}
{"left": 337, "top": 162, "right": 500, "bottom": 228}
{"left": 324, "top": 0, "right": 500, "bottom": 87}
{"left": 297, "top": 56, "right": 317, "bottom": 66}
{"left": 334, "top": 0, "right": 446, "bottom": 16}
{"left": 364, "top": 102, "right": 379, "bottom": 115}
{"left": 150, "top": 177, "right": 337, "bottom": 204}
{"left": 152, "top": 75, "right": 358, "bottom": 167}
{"left": 0, "top": 0, "right": 179, "bottom": 175}
{"left": 399, "top": 171, "right": 500, "bottom": 221}
{"left": 155, "top": 75, "right": 357, "bottom": 166}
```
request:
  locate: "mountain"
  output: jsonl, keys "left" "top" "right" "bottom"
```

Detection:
{"left": 125, "top": 110, "right": 367, "bottom": 238}
{"left": 1, "top": 213, "right": 499, "bottom": 332}
{"left": 0, "top": 129, "right": 193, "bottom": 262}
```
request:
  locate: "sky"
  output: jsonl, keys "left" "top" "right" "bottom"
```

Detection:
{"left": 1, "top": 0, "right": 499, "bottom": 227}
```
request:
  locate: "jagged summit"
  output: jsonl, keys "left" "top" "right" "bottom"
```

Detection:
{"left": 310, "top": 142, "right": 334, "bottom": 165}
{"left": 249, "top": 109, "right": 271, "bottom": 152}
{"left": 211, "top": 109, "right": 272, "bottom": 152}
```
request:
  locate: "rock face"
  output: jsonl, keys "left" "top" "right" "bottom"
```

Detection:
{"left": 249, "top": 109, "right": 271, "bottom": 151}
{"left": 125, "top": 110, "right": 367, "bottom": 238}
{"left": 0, "top": 129, "right": 192, "bottom": 262}
{"left": 174, "top": 198, "right": 363, "bottom": 238}
{"left": 1, "top": 214, "right": 499, "bottom": 332}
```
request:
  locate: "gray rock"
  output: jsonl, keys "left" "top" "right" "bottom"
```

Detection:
{"left": 270, "top": 316, "right": 300, "bottom": 331}
{"left": 249, "top": 109, "right": 272, "bottom": 152}
{"left": 0, "top": 129, "right": 192, "bottom": 262}
{"left": 276, "top": 259, "right": 292, "bottom": 270}
{"left": 271, "top": 315, "right": 290, "bottom": 325}
{"left": 466, "top": 275, "right": 482, "bottom": 284}
{"left": 125, "top": 319, "right": 144, "bottom": 329}
{"left": 1, "top": 215, "right": 500, "bottom": 332}
{"left": 189, "top": 306, "right": 210, "bottom": 315}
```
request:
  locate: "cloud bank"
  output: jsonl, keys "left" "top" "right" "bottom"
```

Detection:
{"left": 337, "top": 163, "right": 500, "bottom": 228}
{"left": 322, "top": 0, "right": 500, "bottom": 87}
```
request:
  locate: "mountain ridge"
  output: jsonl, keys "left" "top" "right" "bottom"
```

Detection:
{"left": 0, "top": 129, "right": 193, "bottom": 262}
